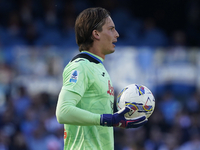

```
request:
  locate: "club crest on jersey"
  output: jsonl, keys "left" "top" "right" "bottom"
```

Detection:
{"left": 69, "top": 70, "right": 79, "bottom": 83}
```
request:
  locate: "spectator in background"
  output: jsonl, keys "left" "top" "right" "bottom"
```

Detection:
{"left": 138, "top": 17, "right": 168, "bottom": 47}
{"left": 179, "top": 131, "right": 200, "bottom": 150}
{"left": 23, "top": 23, "right": 39, "bottom": 45}
{"left": 0, "top": 129, "right": 10, "bottom": 150}
{"left": 12, "top": 132, "right": 29, "bottom": 150}
{"left": 4, "top": 11, "right": 26, "bottom": 46}
{"left": 171, "top": 30, "right": 187, "bottom": 47}
{"left": 13, "top": 86, "right": 31, "bottom": 119}
{"left": 159, "top": 91, "right": 182, "bottom": 126}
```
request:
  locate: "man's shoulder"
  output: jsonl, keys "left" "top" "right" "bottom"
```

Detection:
{"left": 64, "top": 55, "right": 91, "bottom": 73}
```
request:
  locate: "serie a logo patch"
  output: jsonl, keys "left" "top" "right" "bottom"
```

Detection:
{"left": 69, "top": 70, "right": 79, "bottom": 83}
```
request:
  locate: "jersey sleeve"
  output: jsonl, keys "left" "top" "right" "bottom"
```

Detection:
{"left": 62, "top": 60, "right": 92, "bottom": 97}
{"left": 56, "top": 89, "right": 100, "bottom": 126}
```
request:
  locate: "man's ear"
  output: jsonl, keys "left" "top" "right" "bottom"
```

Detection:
{"left": 92, "top": 30, "right": 100, "bottom": 40}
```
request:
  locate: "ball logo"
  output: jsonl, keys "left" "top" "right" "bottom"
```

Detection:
{"left": 125, "top": 97, "right": 153, "bottom": 117}
{"left": 143, "top": 97, "right": 153, "bottom": 111}
{"left": 135, "top": 84, "right": 145, "bottom": 96}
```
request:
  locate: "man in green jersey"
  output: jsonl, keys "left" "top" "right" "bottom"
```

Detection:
{"left": 56, "top": 7, "right": 147, "bottom": 150}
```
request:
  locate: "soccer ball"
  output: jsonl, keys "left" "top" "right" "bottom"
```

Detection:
{"left": 116, "top": 83, "right": 155, "bottom": 119}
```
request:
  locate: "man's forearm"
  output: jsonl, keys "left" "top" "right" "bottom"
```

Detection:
{"left": 56, "top": 89, "right": 100, "bottom": 126}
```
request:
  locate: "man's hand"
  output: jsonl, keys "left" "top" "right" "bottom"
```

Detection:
{"left": 100, "top": 103, "right": 147, "bottom": 128}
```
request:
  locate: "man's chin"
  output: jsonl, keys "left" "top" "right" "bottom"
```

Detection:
{"left": 110, "top": 49, "right": 115, "bottom": 54}
{"left": 104, "top": 48, "right": 115, "bottom": 55}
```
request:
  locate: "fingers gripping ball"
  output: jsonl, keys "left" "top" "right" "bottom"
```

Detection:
{"left": 112, "top": 106, "right": 147, "bottom": 128}
{"left": 100, "top": 105, "right": 147, "bottom": 129}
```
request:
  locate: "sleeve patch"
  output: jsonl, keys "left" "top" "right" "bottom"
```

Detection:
{"left": 69, "top": 70, "right": 79, "bottom": 83}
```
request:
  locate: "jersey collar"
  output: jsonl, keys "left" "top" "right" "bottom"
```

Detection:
{"left": 81, "top": 51, "right": 104, "bottom": 64}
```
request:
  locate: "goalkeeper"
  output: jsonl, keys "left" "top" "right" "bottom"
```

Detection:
{"left": 56, "top": 7, "right": 147, "bottom": 150}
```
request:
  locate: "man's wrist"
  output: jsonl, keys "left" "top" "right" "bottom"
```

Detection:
{"left": 100, "top": 114, "right": 113, "bottom": 126}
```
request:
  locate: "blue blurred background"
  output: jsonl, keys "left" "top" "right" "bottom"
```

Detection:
{"left": 0, "top": 0, "right": 200, "bottom": 150}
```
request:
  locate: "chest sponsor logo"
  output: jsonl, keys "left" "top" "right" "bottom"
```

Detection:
{"left": 69, "top": 70, "right": 79, "bottom": 83}
{"left": 107, "top": 80, "right": 114, "bottom": 96}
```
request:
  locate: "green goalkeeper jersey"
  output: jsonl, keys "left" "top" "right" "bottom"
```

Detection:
{"left": 61, "top": 51, "right": 114, "bottom": 150}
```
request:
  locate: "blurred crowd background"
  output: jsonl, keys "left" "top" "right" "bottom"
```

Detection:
{"left": 0, "top": 0, "right": 199, "bottom": 47}
{"left": 0, "top": 0, "right": 200, "bottom": 150}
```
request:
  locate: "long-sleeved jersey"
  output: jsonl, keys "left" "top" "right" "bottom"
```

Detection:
{"left": 56, "top": 51, "right": 115, "bottom": 150}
